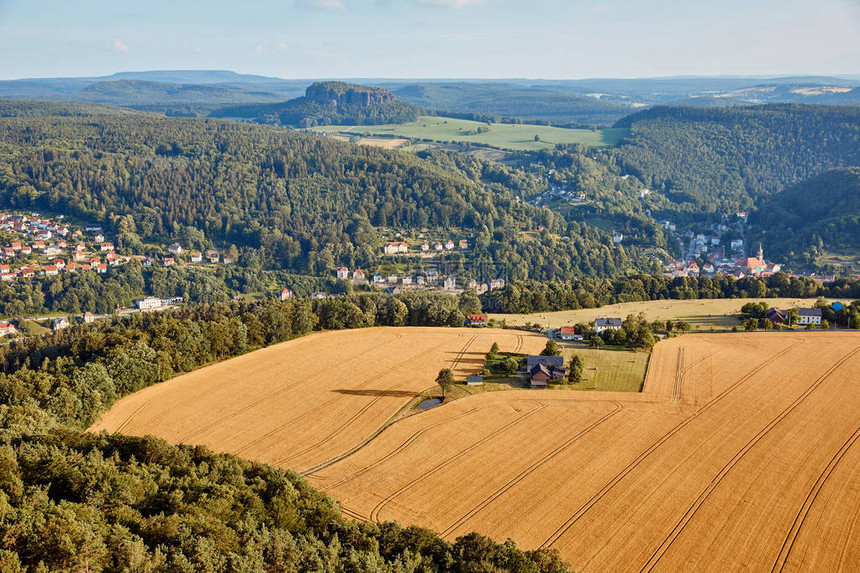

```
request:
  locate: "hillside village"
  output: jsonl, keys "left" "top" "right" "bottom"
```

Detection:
{"left": 0, "top": 212, "right": 236, "bottom": 285}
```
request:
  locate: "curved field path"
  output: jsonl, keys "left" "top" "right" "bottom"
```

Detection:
{"left": 93, "top": 329, "right": 860, "bottom": 572}
{"left": 91, "top": 327, "right": 545, "bottom": 472}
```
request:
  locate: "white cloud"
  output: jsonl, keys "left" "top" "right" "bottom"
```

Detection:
{"left": 418, "top": 0, "right": 484, "bottom": 7}
{"left": 296, "top": 0, "right": 346, "bottom": 10}
{"left": 112, "top": 38, "right": 128, "bottom": 52}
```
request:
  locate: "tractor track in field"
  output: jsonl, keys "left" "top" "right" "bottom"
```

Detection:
{"left": 538, "top": 340, "right": 804, "bottom": 550}
{"left": 638, "top": 346, "right": 860, "bottom": 572}
{"left": 438, "top": 402, "right": 623, "bottom": 538}
{"left": 769, "top": 424, "right": 860, "bottom": 573}
{"left": 369, "top": 403, "right": 548, "bottom": 524}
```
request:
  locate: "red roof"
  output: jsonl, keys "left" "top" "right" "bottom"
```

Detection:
{"left": 468, "top": 314, "right": 487, "bottom": 322}
{"left": 560, "top": 326, "right": 576, "bottom": 334}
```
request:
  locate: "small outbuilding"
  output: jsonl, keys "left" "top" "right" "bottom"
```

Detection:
{"left": 466, "top": 376, "right": 484, "bottom": 386}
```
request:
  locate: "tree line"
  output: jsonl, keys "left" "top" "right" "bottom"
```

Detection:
{"left": 0, "top": 292, "right": 570, "bottom": 572}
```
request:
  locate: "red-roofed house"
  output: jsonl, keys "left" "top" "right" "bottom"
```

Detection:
{"left": 466, "top": 314, "right": 488, "bottom": 327}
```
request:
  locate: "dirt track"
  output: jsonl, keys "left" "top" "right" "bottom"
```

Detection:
{"left": 93, "top": 330, "right": 860, "bottom": 572}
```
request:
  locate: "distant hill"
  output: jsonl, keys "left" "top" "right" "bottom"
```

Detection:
{"left": 391, "top": 82, "right": 631, "bottom": 126}
{"left": 213, "top": 81, "right": 421, "bottom": 127}
{"left": 75, "top": 79, "right": 285, "bottom": 106}
{"left": 751, "top": 168, "right": 860, "bottom": 267}
{"left": 611, "top": 104, "right": 860, "bottom": 216}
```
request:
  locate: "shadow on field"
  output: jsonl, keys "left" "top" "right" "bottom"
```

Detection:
{"left": 333, "top": 389, "right": 418, "bottom": 397}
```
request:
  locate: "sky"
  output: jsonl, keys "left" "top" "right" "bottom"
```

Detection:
{"left": 0, "top": 0, "right": 858, "bottom": 80}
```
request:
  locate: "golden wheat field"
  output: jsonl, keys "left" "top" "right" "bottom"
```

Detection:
{"left": 90, "top": 327, "right": 546, "bottom": 472}
{"left": 93, "top": 329, "right": 860, "bottom": 572}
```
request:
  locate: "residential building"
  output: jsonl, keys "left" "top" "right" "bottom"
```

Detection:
{"left": 0, "top": 321, "right": 17, "bottom": 336}
{"left": 796, "top": 308, "right": 822, "bottom": 326}
{"left": 52, "top": 317, "right": 70, "bottom": 331}
{"left": 465, "top": 314, "right": 488, "bottom": 327}
{"left": 594, "top": 318, "right": 623, "bottom": 333}
{"left": 167, "top": 243, "right": 183, "bottom": 255}
{"left": 136, "top": 297, "right": 164, "bottom": 311}
{"left": 443, "top": 276, "right": 457, "bottom": 290}
{"left": 766, "top": 308, "right": 788, "bottom": 325}
{"left": 190, "top": 252, "right": 203, "bottom": 263}
{"left": 559, "top": 326, "right": 580, "bottom": 341}
{"left": 466, "top": 376, "right": 484, "bottom": 386}
{"left": 100, "top": 242, "right": 114, "bottom": 252}
{"left": 352, "top": 269, "right": 366, "bottom": 283}
{"left": 383, "top": 241, "right": 408, "bottom": 255}
{"left": 444, "top": 239, "right": 455, "bottom": 250}
{"left": 335, "top": 266, "right": 349, "bottom": 280}
{"left": 279, "top": 288, "right": 294, "bottom": 301}
{"left": 459, "top": 239, "right": 469, "bottom": 249}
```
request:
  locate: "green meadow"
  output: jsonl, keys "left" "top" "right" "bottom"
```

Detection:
{"left": 310, "top": 115, "right": 628, "bottom": 151}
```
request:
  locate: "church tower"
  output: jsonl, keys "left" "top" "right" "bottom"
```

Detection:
{"left": 757, "top": 243, "right": 764, "bottom": 261}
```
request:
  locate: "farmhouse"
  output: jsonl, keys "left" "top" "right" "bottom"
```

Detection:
{"left": 559, "top": 326, "right": 582, "bottom": 341}
{"left": 796, "top": 307, "right": 822, "bottom": 325}
{"left": 529, "top": 362, "right": 566, "bottom": 388}
{"left": 594, "top": 318, "right": 623, "bottom": 333}
{"left": 383, "top": 241, "right": 408, "bottom": 255}
{"left": 465, "top": 314, "right": 488, "bottom": 327}
{"left": 766, "top": 308, "right": 788, "bottom": 325}
{"left": 526, "top": 355, "right": 564, "bottom": 368}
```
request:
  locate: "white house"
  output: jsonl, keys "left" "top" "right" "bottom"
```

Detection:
{"left": 135, "top": 296, "right": 164, "bottom": 311}
{"left": 594, "top": 318, "right": 623, "bottom": 333}
{"left": 443, "top": 276, "right": 457, "bottom": 290}
{"left": 335, "top": 266, "right": 349, "bottom": 280}
{"left": 167, "top": 243, "right": 183, "bottom": 255}
{"left": 383, "top": 241, "right": 408, "bottom": 255}
{"left": 796, "top": 307, "right": 822, "bottom": 326}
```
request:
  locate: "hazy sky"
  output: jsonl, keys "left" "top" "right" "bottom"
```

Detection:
{"left": 0, "top": 0, "right": 857, "bottom": 80}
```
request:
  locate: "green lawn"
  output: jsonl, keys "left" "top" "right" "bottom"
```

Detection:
{"left": 557, "top": 344, "right": 649, "bottom": 392}
{"left": 310, "top": 116, "right": 628, "bottom": 151}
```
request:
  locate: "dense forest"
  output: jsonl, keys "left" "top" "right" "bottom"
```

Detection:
{"left": 612, "top": 104, "right": 860, "bottom": 217}
{"left": 750, "top": 168, "right": 860, "bottom": 267}
{"left": 0, "top": 295, "right": 569, "bottom": 572}
{"left": 0, "top": 100, "right": 646, "bottom": 282}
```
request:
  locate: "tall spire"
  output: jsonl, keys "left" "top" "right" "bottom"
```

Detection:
{"left": 757, "top": 243, "right": 764, "bottom": 260}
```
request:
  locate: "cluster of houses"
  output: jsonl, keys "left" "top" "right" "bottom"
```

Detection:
{"left": 664, "top": 240, "right": 783, "bottom": 280}
{"left": 333, "top": 266, "right": 505, "bottom": 295}
{"left": 383, "top": 238, "right": 470, "bottom": 256}
{"left": 134, "top": 296, "right": 184, "bottom": 311}
{"left": 0, "top": 217, "right": 130, "bottom": 281}
{"left": 142, "top": 244, "right": 234, "bottom": 267}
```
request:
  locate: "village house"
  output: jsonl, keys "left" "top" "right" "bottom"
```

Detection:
{"left": 163, "top": 257, "right": 175, "bottom": 267}
{"left": 352, "top": 269, "right": 366, "bottom": 284}
{"left": 527, "top": 356, "right": 566, "bottom": 388}
{"left": 0, "top": 265, "right": 9, "bottom": 274}
{"left": 19, "top": 267, "right": 35, "bottom": 278}
{"left": 434, "top": 242, "right": 444, "bottom": 251}
{"left": 387, "top": 273, "right": 399, "bottom": 284}
{"left": 167, "top": 243, "right": 183, "bottom": 255}
{"left": 222, "top": 255, "right": 234, "bottom": 264}
{"left": 335, "top": 266, "right": 349, "bottom": 280}
{"left": 43, "top": 265, "right": 58, "bottom": 276}
{"left": 279, "top": 288, "right": 294, "bottom": 301}
{"left": 93, "top": 233, "right": 105, "bottom": 244}
{"left": 443, "top": 276, "right": 457, "bottom": 290}
{"left": 421, "top": 242, "right": 430, "bottom": 251}
{"left": 190, "top": 251, "right": 203, "bottom": 263}
{"left": 489, "top": 278, "right": 505, "bottom": 291}
{"left": 459, "top": 239, "right": 469, "bottom": 249}
{"left": 383, "top": 241, "right": 408, "bottom": 255}
{"left": 80, "top": 312, "right": 95, "bottom": 324}
{"left": 0, "top": 321, "right": 16, "bottom": 337}
{"left": 766, "top": 308, "right": 788, "bottom": 325}
{"left": 100, "top": 242, "right": 114, "bottom": 252}
{"left": 465, "top": 314, "right": 488, "bottom": 327}
{"left": 444, "top": 239, "right": 455, "bottom": 250}
{"left": 20, "top": 246, "right": 32, "bottom": 255}
{"left": 594, "top": 318, "right": 623, "bottom": 333}
{"left": 52, "top": 317, "right": 70, "bottom": 331}
{"left": 53, "top": 259, "right": 65, "bottom": 269}
{"left": 401, "top": 275, "right": 413, "bottom": 286}
{"left": 10, "top": 242, "right": 21, "bottom": 251}
{"left": 613, "top": 233, "right": 624, "bottom": 244}
{"left": 796, "top": 307, "right": 822, "bottom": 326}
{"left": 558, "top": 326, "right": 582, "bottom": 341}
{"left": 96, "top": 263, "right": 108, "bottom": 274}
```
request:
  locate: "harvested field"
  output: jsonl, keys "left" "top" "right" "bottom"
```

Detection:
{"left": 93, "top": 329, "right": 860, "bottom": 571}
{"left": 91, "top": 327, "right": 546, "bottom": 473}
{"left": 490, "top": 297, "right": 849, "bottom": 331}
{"left": 308, "top": 332, "right": 860, "bottom": 572}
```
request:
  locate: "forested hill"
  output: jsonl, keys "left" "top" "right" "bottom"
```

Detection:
{"left": 750, "top": 167, "right": 860, "bottom": 267}
{"left": 0, "top": 100, "right": 640, "bottom": 280}
{"left": 213, "top": 81, "right": 422, "bottom": 127}
{"left": 611, "top": 104, "right": 860, "bottom": 216}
